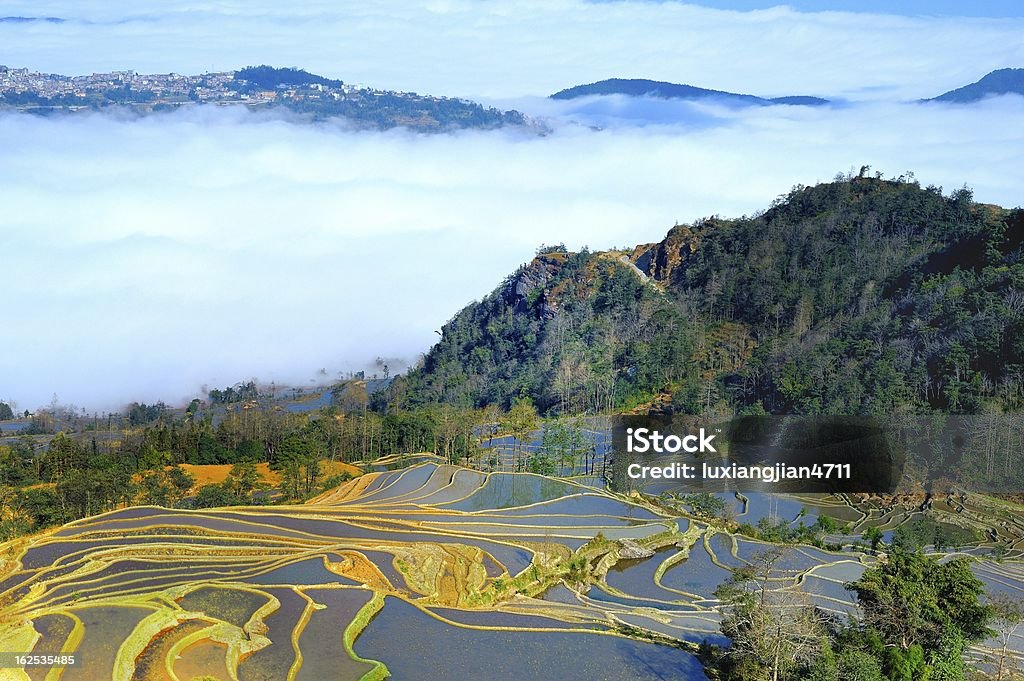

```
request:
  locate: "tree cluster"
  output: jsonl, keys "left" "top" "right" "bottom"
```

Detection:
{"left": 706, "top": 546, "right": 995, "bottom": 681}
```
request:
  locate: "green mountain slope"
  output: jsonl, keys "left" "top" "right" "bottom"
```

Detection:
{"left": 394, "top": 175, "right": 1024, "bottom": 417}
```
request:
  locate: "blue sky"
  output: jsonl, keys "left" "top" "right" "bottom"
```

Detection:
{"left": 630, "top": 1, "right": 1024, "bottom": 18}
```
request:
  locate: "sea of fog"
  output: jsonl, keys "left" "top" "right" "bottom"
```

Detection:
{"left": 1, "top": 93, "right": 1022, "bottom": 411}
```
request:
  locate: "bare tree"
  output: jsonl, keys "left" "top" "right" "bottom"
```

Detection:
{"left": 987, "top": 593, "right": 1024, "bottom": 681}
{"left": 715, "top": 548, "right": 826, "bottom": 681}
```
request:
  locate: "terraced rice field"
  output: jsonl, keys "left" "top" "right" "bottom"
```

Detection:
{"left": 2, "top": 458, "right": 1023, "bottom": 679}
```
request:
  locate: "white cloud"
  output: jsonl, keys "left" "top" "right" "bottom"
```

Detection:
{"left": 0, "top": 1, "right": 1021, "bottom": 99}
{"left": 1, "top": 95, "right": 1023, "bottom": 411}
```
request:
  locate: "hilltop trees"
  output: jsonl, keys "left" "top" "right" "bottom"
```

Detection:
{"left": 208, "top": 381, "right": 259, "bottom": 405}
{"left": 234, "top": 65, "right": 343, "bottom": 90}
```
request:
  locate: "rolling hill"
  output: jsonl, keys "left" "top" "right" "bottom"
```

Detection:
{"left": 393, "top": 173, "right": 1024, "bottom": 417}
{"left": 550, "top": 78, "right": 829, "bottom": 106}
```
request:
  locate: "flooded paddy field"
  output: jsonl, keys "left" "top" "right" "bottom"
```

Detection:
{"left": 2, "top": 460, "right": 1023, "bottom": 679}
{"left": 295, "top": 587, "right": 377, "bottom": 681}
{"left": 354, "top": 596, "right": 709, "bottom": 681}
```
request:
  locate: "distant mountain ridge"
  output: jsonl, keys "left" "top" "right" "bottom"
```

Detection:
{"left": 928, "top": 68, "right": 1024, "bottom": 103}
{"left": 0, "top": 16, "right": 64, "bottom": 23}
{"left": 550, "top": 78, "right": 829, "bottom": 106}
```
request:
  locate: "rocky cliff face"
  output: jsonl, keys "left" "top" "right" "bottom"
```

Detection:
{"left": 629, "top": 224, "right": 701, "bottom": 286}
{"left": 504, "top": 252, "right": 566, "bottom": 318}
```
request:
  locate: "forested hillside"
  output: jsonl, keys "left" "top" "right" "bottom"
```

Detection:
{"left": 394, "top": 173, "right": 1024, "bottom": 417}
